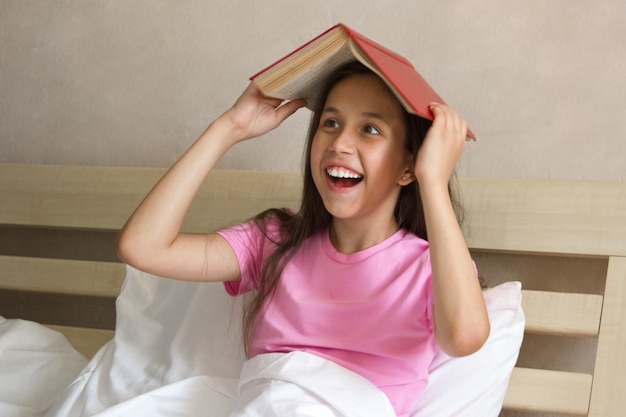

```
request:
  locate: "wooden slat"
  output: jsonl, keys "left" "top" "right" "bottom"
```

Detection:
{"left": 503, "top": 367, "right": 592, "bottom": 415}
{"left": 460, "top": 177, "right": 626, "bottom": 257}
{"left": 0, "top": 255, "right": 125, "bottom": 297}
{"left": 588, "top": 256, "right": 626, "bottom": 417}
{"left": 47, "top": 324, "right": 114, "bottom": 358}
{"left": 0, "top": 289, "right": 116, "bottom": 329}
{"left": 4, "top": 164, "right": 626, "bottom": 255}
{"left": 522, "top": 289, "right": 603, "bottom": 337}
{"left": 0, "top": 164, "right": 152, "bottom": 230}
{"left": 0, "top": 163, "right": 301, "bottom": 232}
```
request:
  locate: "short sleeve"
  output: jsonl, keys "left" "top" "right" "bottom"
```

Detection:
{"left": 217, "top": 218, "right": 281, "bottom": 296}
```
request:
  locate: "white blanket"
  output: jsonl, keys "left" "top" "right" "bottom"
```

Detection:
{"left": 87, "top": 351, "right": 395, "bottom": 417}
{"left": 0, "top": 317, "right": 88, "bottom": 417}
{"left": 231, "top": 351, "right": 396, "bottom": 417}
{"left": 90, "top": 376, "right": 238, "bottom": 417}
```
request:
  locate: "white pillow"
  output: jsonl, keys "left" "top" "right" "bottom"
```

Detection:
{"left": 0, "top": 317, "right": 88, "bottom": 417}
{"left": 48, "top": 266, "right": 523, "bottom": 417}
{"left": 45, "top": 266, "right": 244, "bottom": 417}
{"left": 412, "top": 281, "right": 524, "bottom": 416}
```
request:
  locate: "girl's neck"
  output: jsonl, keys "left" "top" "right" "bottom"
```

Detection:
{"left": 328, "top": 217, "right": 400, "bottom": 254}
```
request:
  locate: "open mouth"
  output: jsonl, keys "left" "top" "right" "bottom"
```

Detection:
{"left": 326, "top": 167, "right": 363, "bottom": 188}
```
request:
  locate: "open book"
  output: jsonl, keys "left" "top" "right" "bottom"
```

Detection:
{"left": 250, "top": 23, "right": 475, "bottom": 139}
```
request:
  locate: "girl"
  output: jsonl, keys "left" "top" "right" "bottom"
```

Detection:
{"left": 117, "top": 62, "right": 490, "bottom": 416}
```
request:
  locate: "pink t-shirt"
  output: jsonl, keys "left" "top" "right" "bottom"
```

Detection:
{"left": 219, "top": 219, "right": 437, "bottom": 416}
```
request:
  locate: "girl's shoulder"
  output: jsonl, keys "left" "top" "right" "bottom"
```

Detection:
{"left": 382, "top": 229, "right": 431, "bottom": 263}
{"left": 396, "top": 228, "right": 430, "bottom": 249}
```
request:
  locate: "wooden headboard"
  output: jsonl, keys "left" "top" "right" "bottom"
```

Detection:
{"left": 1, "top": 163, "right": 625, "bottom": 416}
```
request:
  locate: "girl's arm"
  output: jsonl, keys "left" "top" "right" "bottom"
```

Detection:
{"left": 415, "top": 104, "right": 490, "bottom": 357}
{"left": 116, "top": 83, "right": 305, "bottom": 282}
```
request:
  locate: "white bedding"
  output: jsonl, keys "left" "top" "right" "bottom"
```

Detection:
{"left": 0, "top": 317, "right": 87, "bottom": 417}
{"left": 231, "top": 351, "right": 396, "bottom": 417}
{"left": 90, "top": 376, "right": 237, "bottom": 417}
{"left": 1, "top": 266, "right": 524, "bottom": 417}
{"left": 84, "top": 351, "right": 396, "bottom": 417}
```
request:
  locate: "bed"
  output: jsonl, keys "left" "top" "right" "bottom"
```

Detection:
{"left": 1, "top": 162, "right": 624, "bottom": 416}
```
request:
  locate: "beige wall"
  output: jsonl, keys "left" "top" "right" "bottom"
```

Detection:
{"left": 2, "top": 1, "right": 625, "bottom": 181}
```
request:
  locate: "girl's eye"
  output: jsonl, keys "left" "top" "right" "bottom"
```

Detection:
{"left": 322, "top": 119, "right": 339, "bottom": 129}
{"left": 363, "top": 125, "right": 380, "bottom": 135}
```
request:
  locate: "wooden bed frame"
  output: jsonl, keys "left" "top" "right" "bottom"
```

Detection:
{"left": 1, "top": 162, "right": 625, "bottom": 416}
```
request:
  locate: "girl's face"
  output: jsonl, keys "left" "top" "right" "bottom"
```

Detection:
{"left": 310, "top": 73, "right": 414, "bottom": 232}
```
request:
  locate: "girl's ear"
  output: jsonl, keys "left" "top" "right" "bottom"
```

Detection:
{"left": 398, "top": 157, "right": 416, "bottom": 186}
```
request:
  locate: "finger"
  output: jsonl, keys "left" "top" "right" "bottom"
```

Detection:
{"left": 263, "top": 96, "right": 285, "bottom": 109}
{"left": 431, "top": 103, "right": 467, "bottom": 139}
{"left": 430, "top": 103, "right": 455, "bottom": 137}
{"left": 275, "top": 98, "right": 307, "bottom": 122}
{"left": 428, "top": 103, "right": 446, "bottom": 129}
{"left": 451, "top": 111, "right": 468, "bottom": 141}
{"left": 249, "top": 81, "right": 289, "bottom": 108}
{"left": 459, "top": 119, "right": 469, "bottom": 141}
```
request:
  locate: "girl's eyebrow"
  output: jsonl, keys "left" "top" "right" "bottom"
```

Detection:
{"left": 362, "top": 111, "right": 386, "bottom": 122}
{"left": 322, "top": 107, "right": 388, "bottom": 123}
{"left": 321, "top": 106, "right": 340, "bottom": 115}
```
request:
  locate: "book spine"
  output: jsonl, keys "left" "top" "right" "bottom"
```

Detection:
{"left": 339, "top": 24, "right": 414, "bottom": 68}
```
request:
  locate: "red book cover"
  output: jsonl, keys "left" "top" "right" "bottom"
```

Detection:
{"left": 341, "top": 26, "right": 442, "bottom": 118}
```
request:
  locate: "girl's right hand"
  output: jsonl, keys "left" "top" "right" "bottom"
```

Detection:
{"left": 224, "top": 82, "right": 306, "bottom": 143}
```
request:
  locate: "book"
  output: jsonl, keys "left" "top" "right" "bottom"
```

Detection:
{"left": 250, "top": 23, "right": 475, "bottom": 139}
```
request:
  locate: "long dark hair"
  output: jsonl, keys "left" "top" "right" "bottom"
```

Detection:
{"left": 241, "top": 61, "right": 465, "bottom": 354}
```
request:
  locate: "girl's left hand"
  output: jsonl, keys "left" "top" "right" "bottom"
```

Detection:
{"left": 414, "top": 103, "right": 468, "bottom": 187}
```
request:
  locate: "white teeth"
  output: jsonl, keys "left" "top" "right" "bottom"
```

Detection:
{"left": 327, "top": 167, "right": 362, "bottom": 179}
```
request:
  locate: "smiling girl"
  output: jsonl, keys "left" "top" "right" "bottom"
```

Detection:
{"left": 117, "top": 61, "right": 489, "bottom": 416}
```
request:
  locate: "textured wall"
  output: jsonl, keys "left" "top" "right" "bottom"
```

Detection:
{"left": 2, "top": 1, "right": 625, "bottom": 180}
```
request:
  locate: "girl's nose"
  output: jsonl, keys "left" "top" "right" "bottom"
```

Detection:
{"left": 328, "top": 130, "right": 355, "bottom": 154}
